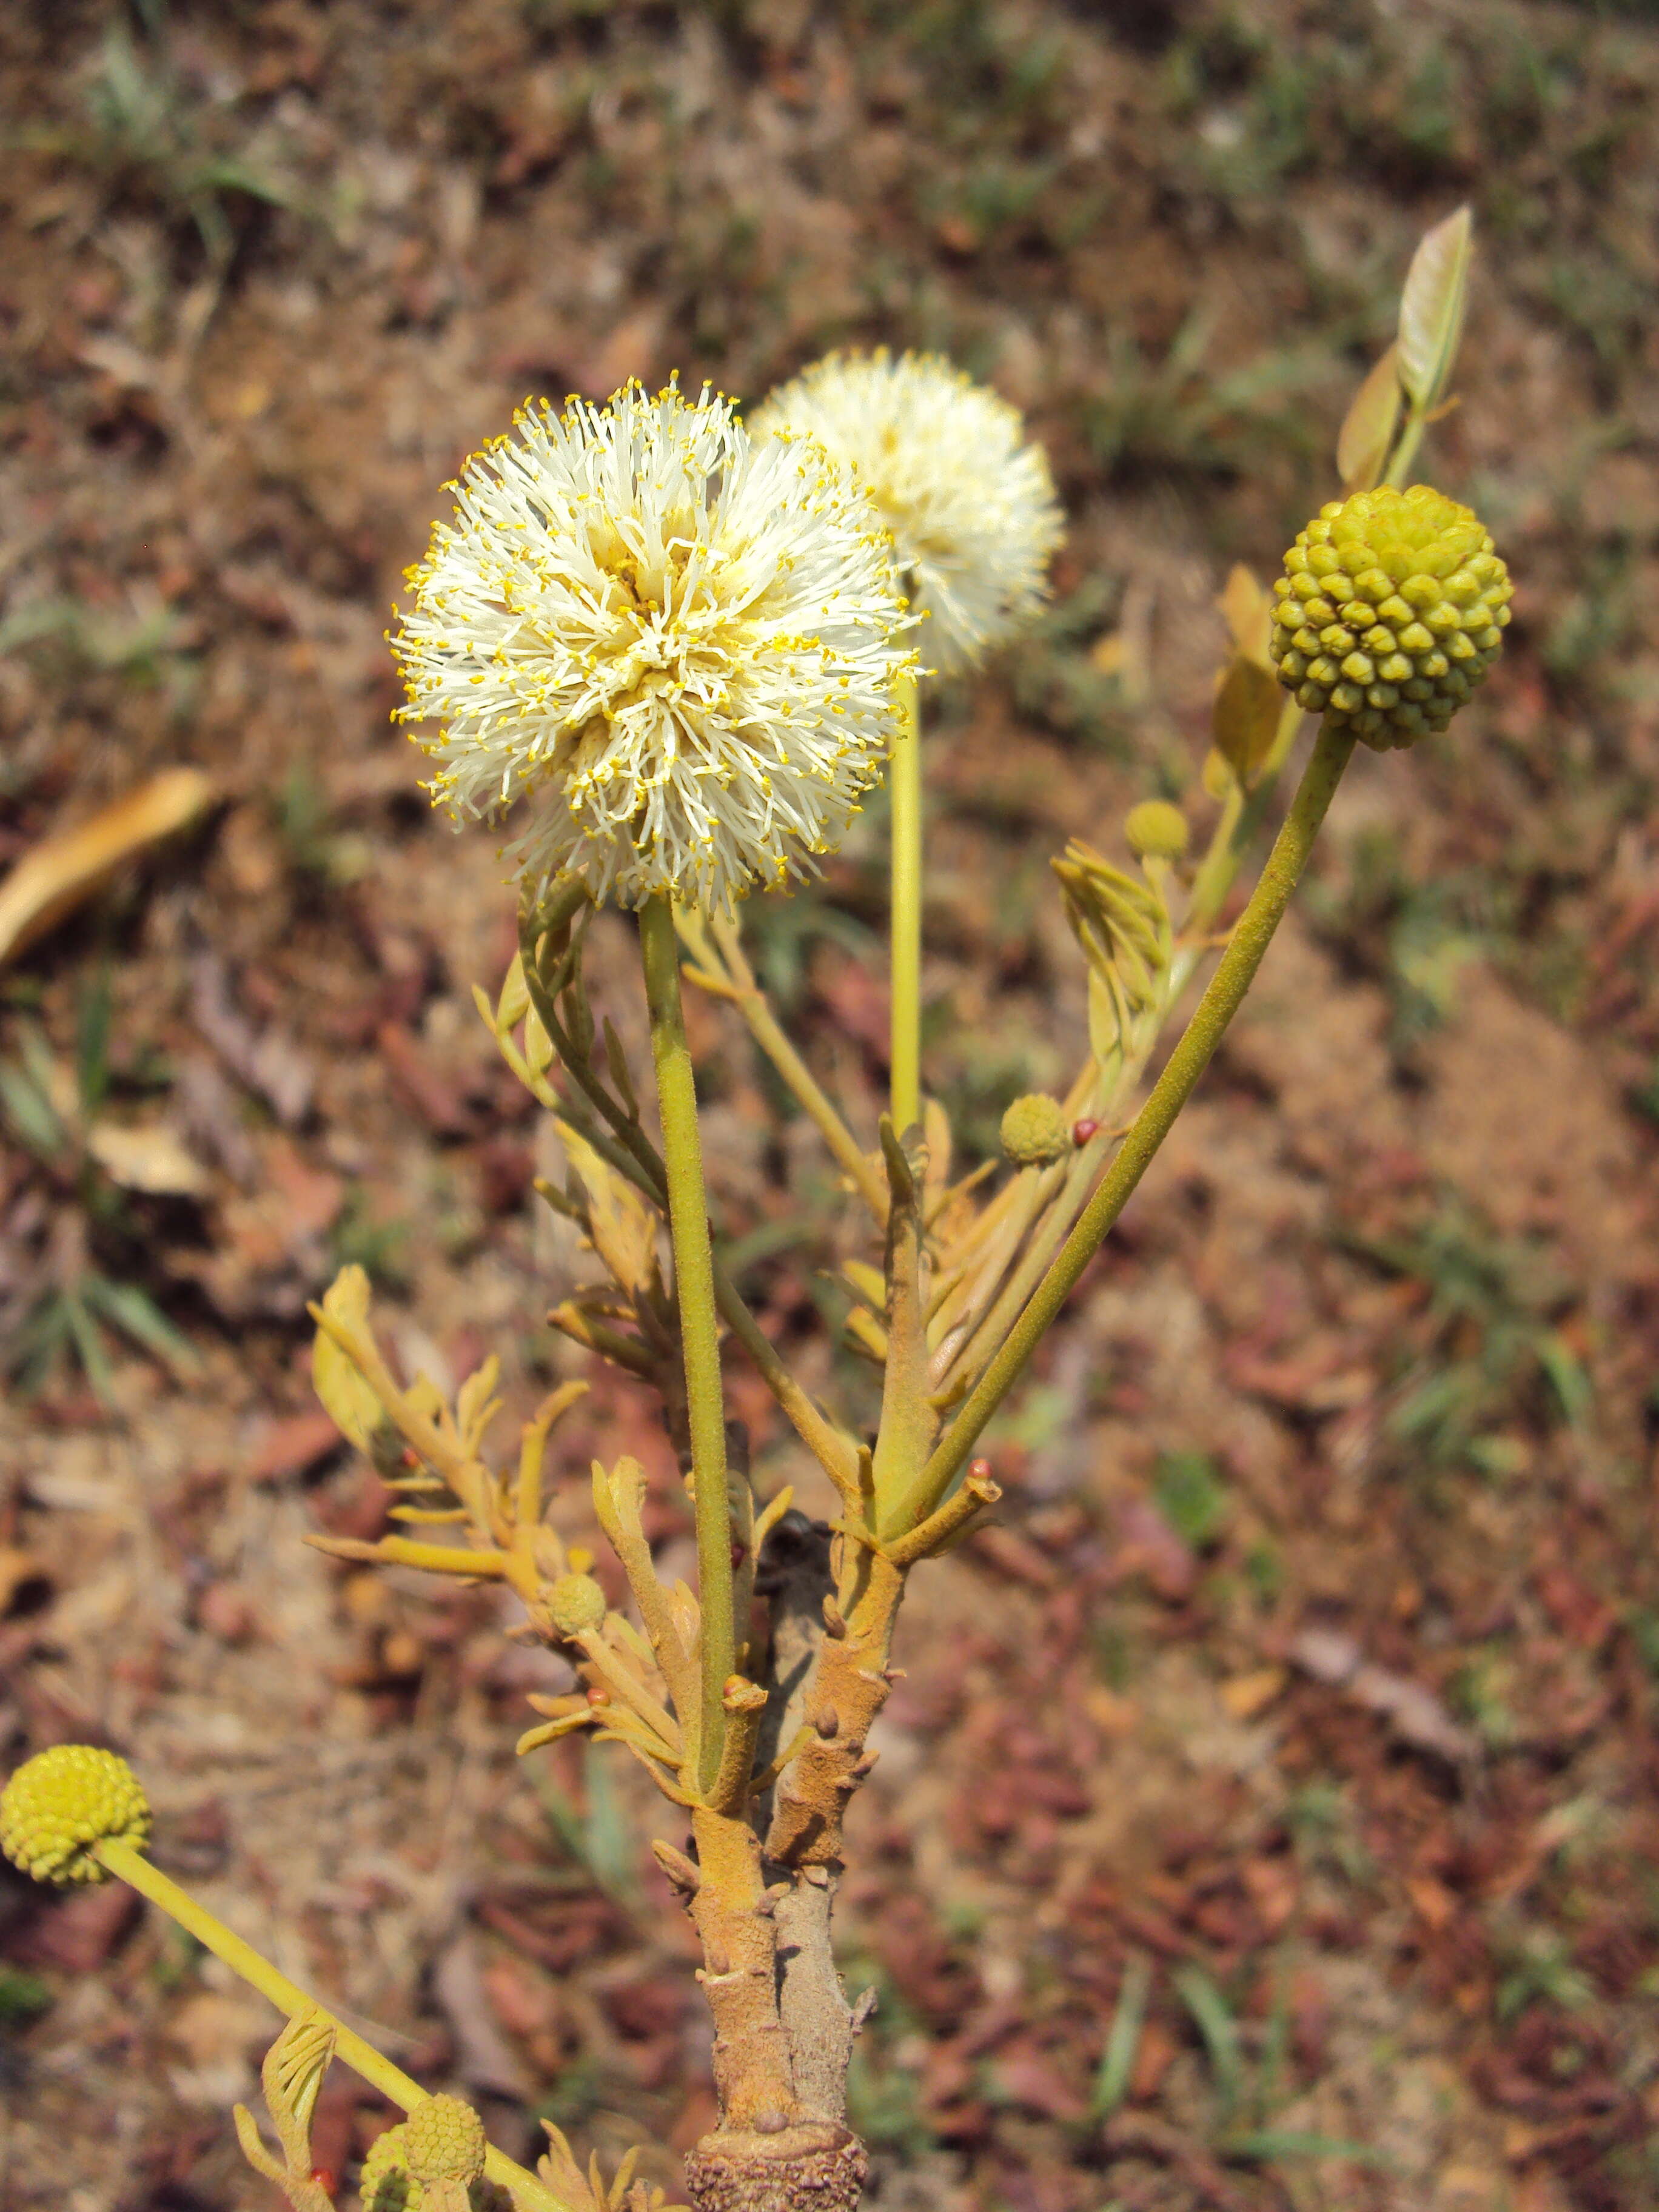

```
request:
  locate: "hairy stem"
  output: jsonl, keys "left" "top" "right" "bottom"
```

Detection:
{"left": 640, "top": 894, "right": 734, "bottom": 1796}
{"left": 905, "top": 719, "right": 1358, "bottom": 1526}
{"left": 95, "top": 1840, "right": 569, "bottom": 2212}
{"left": 888, "top": 667, "right": 923, "bottom": 1136}
{"left": 1184, "top": 699, "right": 1304, "bottom": 937}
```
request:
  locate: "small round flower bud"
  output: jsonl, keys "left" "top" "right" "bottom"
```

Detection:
{"left": 1271, "top": 485, "right": 1511, "bottom": 750}
{"left": 1123, "top": 800, "right": 1190, "bottom": 861}
{"left": 404, "top": 2097, "right": 486, "bottom": 2187}
{"left": 359, "top": 2127, "right": 415, "bottom": 2212}
{"left": 0, "top": 1745, "right": 151, "bottom": 1885}
{"left": 1000, "top": 1094, "right": 1070, "bottom": 1168}
{"left": 546, "top": 1572, "right": 608, "bottom": 1638}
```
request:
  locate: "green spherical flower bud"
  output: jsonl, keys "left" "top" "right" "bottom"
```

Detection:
{"left": 546, "top": 1572, "right": 608, "bottom": 1638}
{"left": 0, "top": 1745, "right": 151, "bottom": 1885}
{"left": 1270, "top": 484, "right": 1512, "bottom": 751}
{"left": 360, "top": 2126, "right": 416, "bottom": 2212}
{"left": 1123, "top": 800, "right": 1190, "bottom": 862}
{"left": 1000, "top": 1094, "right": 1070, "bottom": 1168}
{"left": 404, "top": 2097, "right": 486, "bottom": 2187}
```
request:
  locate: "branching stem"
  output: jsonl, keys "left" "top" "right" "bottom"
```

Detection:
{"left": 902, "top": 719, "right": 1358, "bottom": 1527}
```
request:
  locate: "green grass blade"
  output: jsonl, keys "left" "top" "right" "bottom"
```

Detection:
{"left": 0, "top": 1059, "right": 65, "bottom": 1160}
{"left": 61, "top": 1292, "right": 116, "bottom": 1407}
{"left": 1172, "top": 1963, "right": 1242, "bottom": 2122}
{"left": 1222, "top": 2128, "right": 1398, "bottom": 2172}
{"left": 75, "top": 967, "right": 113, "bottom": 1114}
{"left": 1090, "top": 1952, "right": 1152, "bottom": 2121}
{"left": 80, "top": 1274, "right": 201, "bottom": 1379}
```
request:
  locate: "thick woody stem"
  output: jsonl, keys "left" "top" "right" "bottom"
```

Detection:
{"left": 670, "top": 1800, "right": 868, "bottom": 2212}
{"left": 686, "top": 1805, "right": 799, "bottom": 2134}
{"left": 772, "top": 1870, "right": 857, "bottom": 2127}
{"left": 765, "top": 1552, "right": 905, "bottom": 1873}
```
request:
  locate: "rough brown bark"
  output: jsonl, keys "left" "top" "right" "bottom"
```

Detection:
{"left": 765, "top": 1550, "right": 904, "bottom": 1871}
{"left": 686, "top": 1804, "right": 798, "bottom": 2134}
{"left": 679, "top": 1513, "right": 912, "bottom": 2210}
{"left": 682, "top": 2125, "right": 868, "bottom": 2212}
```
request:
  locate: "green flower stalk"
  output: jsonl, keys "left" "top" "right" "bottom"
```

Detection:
{"left": 755, "top": 350, "right": 1062, "bottom": 1134}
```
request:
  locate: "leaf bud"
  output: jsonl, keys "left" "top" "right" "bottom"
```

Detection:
{"left": 404, "top": 2097, "right": 486, "bottom": 2187}
{"left": 999, "top": 1093, "right": 1070, "bottom": 1168}
{"left": 1123, "top": 800, "right": 1190, "bottom": 862}
{"left": 546, "top": 1572, "right": 608, "bottom": 1638}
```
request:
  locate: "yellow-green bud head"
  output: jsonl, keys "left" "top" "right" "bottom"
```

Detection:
{"left": 1000, "top": 1093, "right": 1070, "bottom": 1168}
{"left": 1270, "top": 484, "right": 1512, "bottom": 751}
{"left": 546, "top": 1572, "right": 607, "bottom": 1638}
{"left": 404, "top": 2097, "right": 486, "bottom": 2187}
{"left": 1123, "top": 800, "right": 1190, "bottom": 862}
{"left": 360, "top": 2126, "right": 415, "bottom": 2212}
{"left": 0, "top": 1745, "right": 151, "bottom": 1885}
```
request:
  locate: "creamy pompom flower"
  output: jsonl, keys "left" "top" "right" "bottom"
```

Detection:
{"left": 751, "top": 349, "right": 1062, "bottom": 672}
{"left": 392, "top": 380, "right": 913, "bottom": 910}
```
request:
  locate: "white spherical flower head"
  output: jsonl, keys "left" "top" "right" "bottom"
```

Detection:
{"left": 751, "top": 350, "right": 1062, "bottom": 672}
{"left": 392, "top": 381, "right": 913, "bottom": 910}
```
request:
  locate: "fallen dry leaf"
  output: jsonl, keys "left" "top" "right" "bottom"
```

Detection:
{"left": 85, "top": 1118, "right": 212, "bottom": 1198}
{"left": 189, "top": 948, "right": 315, "bottom": 1127}
{"left": 432, "top": 1928, "right": 534, "bottom": 2099}
{"left": 1290, "top": 1625, "right": 1478, "bottom": 1765}
{"left": 248, "top": 1408, "right": 344, "bottom": 1483}
{"left": 13, "top": 1882, "right": 139, "bottom": 1972}
{"left": 1218, "top": 1664, "right": 1287, "bottom": 1721}
{"left": 0, "top": 768, "right": 213, "bottom": 969}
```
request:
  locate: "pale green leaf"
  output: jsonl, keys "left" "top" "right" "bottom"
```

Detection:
{"left": 1398, "top": 206, "right": 1473, "bottom": 414}
{"left": 455, "top": 1354, "right": 502, "bottom": 1454}
{"left": 1336, "top": 341, "right": 1403, "bottom": 492}
{"left": 524, "top": 1002, "right": 555, "bottom": 1076}
{"left": 1217, "top": 565, "right": 1272, "bottom": 669}
{"left": 1211, "top": 652, "right": 1282, "bottom": 785}
{"left": 495, "top": 950, "right": 531, "bottom": 1032}
{"left": 310, "top": 1264, "right": 384, "bottom": 1451}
